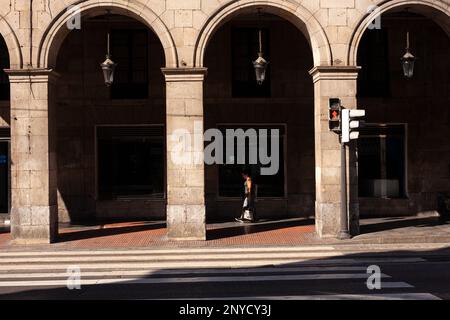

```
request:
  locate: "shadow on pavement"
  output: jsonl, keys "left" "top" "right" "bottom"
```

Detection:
{"left": 57, "top": 221, "right": 166, "bottom": 242}
{"left": 207, "top": 218, "right": 314, "bottom": 240}
{"left": 0, "top": 245, "right": 449, "bottom": 300}
{"left": 360, "top": 215, "right": 448, "bottom": 234}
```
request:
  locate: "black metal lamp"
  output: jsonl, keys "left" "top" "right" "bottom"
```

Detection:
{"left": 401, "top": 8, "right": 416, "bottom": 79}
{"left": 100, "top": 11, "right": 117, "bottom": 86}
{"left": 253, "top": 8, "right": 268, "bottom": 85}
{"left": 401, "top": 31, "right": 416, "bottom": 79}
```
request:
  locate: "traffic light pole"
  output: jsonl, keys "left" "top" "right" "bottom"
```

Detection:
{"left": 329, "top": 99, "right": 364, "bottom": 240}
{"left": 339, "top": 140, "right": 351, "bottom": 240}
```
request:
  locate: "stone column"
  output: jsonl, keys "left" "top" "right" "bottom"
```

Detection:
{"left": 161, "top": 68, "right": 207, "bottom": 241}
{"left": 5, "top": 69, "right": 58, "bottom": 244}
{"left": 309, "top": 66, "right": 361, "bottom": 238}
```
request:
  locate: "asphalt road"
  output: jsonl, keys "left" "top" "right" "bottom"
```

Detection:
{"left": 0, "top": 247, "right": 449, "bottom": 300}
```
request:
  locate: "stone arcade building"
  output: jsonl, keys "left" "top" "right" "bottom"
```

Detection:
{"left": 0, "top": 0, "right": 448, "bottom": 243}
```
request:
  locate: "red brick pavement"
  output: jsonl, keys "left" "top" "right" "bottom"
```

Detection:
{"left": 0, "top": 232, "right": 9, "bottom": 248}
{"left": 2, "top": 215, "right": 448, "bottom": 250}
{"left": 0, "top": 219, "right": 319, "bottom": 249}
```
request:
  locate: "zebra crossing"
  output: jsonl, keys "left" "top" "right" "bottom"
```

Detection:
{"left": 0, "top": 246, "right": 441, "bottom": 300}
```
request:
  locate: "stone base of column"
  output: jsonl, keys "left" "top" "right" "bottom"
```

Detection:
{"left": 167, "top": 205, "right": 206, "bottom": 240}
{"left": 10, "top": 205, "right": 58, "bottom": 244}
{"left": 315, "top": 202, "right": 341, "bottom": 238}
{"left": 316, "top": 202, "right": 360, "bottom": 238}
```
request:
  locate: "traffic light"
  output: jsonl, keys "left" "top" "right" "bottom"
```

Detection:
{"left": 328, "top": 98, "right": 342, "bottom": 133}
{"left": 341, "top": 109, "right": 366, "bottom": 143}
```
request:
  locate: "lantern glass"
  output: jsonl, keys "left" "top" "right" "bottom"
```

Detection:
{"left": 100, "top": 56, "right": 117, "bottom": 86}
{"left": 253, "top": 55, "right": 268, "bottom": 85}
{"left": 402, "top": 59, "right": 414, "bottom": 78}
{"left": 401, "top": 51, "right": 415, "bottom": 79}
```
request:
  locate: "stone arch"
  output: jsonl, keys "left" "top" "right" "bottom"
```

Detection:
{"left": 194, "top": 0, "right": 332, "bottom": 67}
{"left": 348, "top": 0, "right": 449, "bottom": 66}
{"left": 0, "top": 16, "right": 23, "bottom": 69}
{"left": 37, "top": 0, "right": 178, "bottom": 69}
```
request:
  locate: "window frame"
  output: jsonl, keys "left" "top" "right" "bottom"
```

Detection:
{"left": 94, "top": 124, "right": 166, "bottom": 201}
{"left": 357, "top": 123, "right": 408, "bottom": 199}
{"left": 215, "top": 123, "right": 287, "bottom": 200}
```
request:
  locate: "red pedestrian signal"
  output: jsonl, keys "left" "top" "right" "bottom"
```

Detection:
{"left": 331, "top": 110, "right": 339, "bottom": 120}
{"left": 329, "top": 98, "right": 342, "bottom": 133}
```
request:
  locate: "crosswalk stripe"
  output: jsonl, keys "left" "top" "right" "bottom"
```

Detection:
{"left": 0, "top": 246, "right": 337, "bottom": 256}
{"left": 0, "top": 270, "right": 416, "bottom": 290}
{"left": 0, "top": 273, "right": 392, "bottom": 287}
{"left": 165, "top": 293, "right": 441, "bottom": 300}
{"left": 379, "top": 282, "right": 413, "bottom": 288}
{"left": 0, "top": 257, "right": 427, "bottom": 271}
{"left": 0, "top": 251, "right": 344, "bottom": 263}
{"left": 0, "top": 260, "right": 426, "bottom": 271}
{"left": 2, "top": 243, "right": 447, "bottom": 257}
{"left": 0, "top": 266, "right": 371, "bottom": 278}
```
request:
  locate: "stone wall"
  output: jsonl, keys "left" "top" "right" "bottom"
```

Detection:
{"left": 0, "top": 0, "right": 445, "bottom": 69}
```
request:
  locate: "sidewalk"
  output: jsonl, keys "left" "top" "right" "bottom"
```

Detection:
{"left": 0, "top": 214, "right": 449, "bottom": 251}
{"left": 354, "top": 214, "right": 450, "bottom": 244}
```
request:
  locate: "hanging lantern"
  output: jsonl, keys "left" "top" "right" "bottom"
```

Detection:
{"left": 401, "top": 31, "right": 416, "bottom": 79}
{"left": 100, "top": 12, "right": 117, "bottom": 86}
{"left": 100, "top": 54, "right": 117, "bottom": 86}
{"left": 253, "top": 9, "right": 269, "bottom": 85}
{"left": 253, "top": 52, "right": 268, "bottom": 85}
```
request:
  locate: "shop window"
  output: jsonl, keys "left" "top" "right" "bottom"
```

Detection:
{"left": 231, "top": 28, "right": 271, "bottom": 98}
{"left": 97, "top": 126, "right": 164, "bottom": 199}
{"left": 218, "top": 125, "right": 285, "bottom": 198}
{"left": 358, "top": 124, "right": 406, "bottom": 198}
{"left": 0, "top": 37, "right": 10, "bottom": 101}
{"left": 357, "top": 29, "right": 390, "bottom": 98}
{"left": 110, "top": 29, "right": 149, "bottom": 99}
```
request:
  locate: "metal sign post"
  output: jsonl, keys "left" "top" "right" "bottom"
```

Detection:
{"left": 339, "top": 140, "right": 350, "bottom": 239}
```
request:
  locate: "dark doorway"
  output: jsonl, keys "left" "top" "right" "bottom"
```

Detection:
{"left": 0, "top": 140, "right": 9, "bottom": 213}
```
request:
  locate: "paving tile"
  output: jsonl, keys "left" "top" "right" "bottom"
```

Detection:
{"left": 1, "top": 215, "right": 449, "bottom": 250}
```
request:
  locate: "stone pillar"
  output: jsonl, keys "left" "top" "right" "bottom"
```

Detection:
{"left": 5, "top": 69, "right": 58, "bottom": 244}
{"left": 309, "top": 66, "right": 361, "bottom": 238}
{"left": 161, "top": 68, "right": 207, "bottom": 241}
